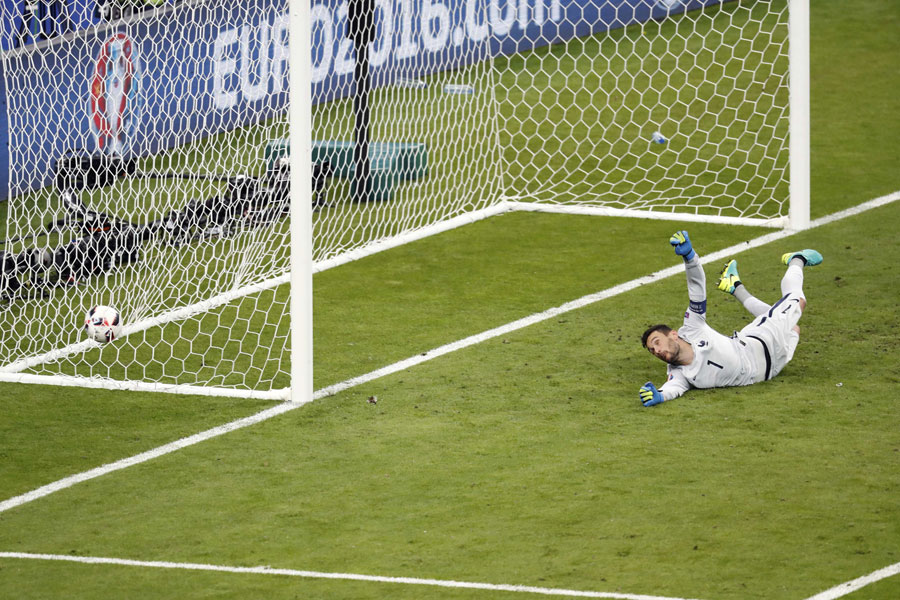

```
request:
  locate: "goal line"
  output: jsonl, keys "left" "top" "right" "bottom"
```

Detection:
{"left": 1, "top": 192, "right": 897, "bottom": 397}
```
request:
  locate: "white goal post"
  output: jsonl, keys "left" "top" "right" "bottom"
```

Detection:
{"left": 290, "top": 0, "right": 314, "bottom": 405}
{"left": 0, "top": 0, "right": 808, "bottom": 399}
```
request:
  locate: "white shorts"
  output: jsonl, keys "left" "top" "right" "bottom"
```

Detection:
{"left": 739, "top": 292, "right": 803, "bottom": 380}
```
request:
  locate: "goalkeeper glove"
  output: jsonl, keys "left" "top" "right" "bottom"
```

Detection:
{"left": 669, "top": 230, "right": 695, "bottom": 261}
{"left": 639, "top": 382, "right": 665, "bottom": 407}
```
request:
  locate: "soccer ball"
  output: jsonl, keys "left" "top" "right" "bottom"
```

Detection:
{"left": 84, "top": 305, "right": 123, "bottom": 343}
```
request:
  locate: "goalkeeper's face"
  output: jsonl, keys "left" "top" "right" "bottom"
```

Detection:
{"left": 644, "top": 329, "right": 684, "bottom": 365}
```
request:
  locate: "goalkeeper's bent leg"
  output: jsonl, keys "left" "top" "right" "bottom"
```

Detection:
{"left": 734, "top": 285, "right": 770, "bottom": 317}
{"left": 779, "top": 249, "right": 822, "bottom": 306}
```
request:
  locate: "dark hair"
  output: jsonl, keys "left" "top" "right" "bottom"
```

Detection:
{"left": 641, "top": 324, "right": 672, "bottom": 348}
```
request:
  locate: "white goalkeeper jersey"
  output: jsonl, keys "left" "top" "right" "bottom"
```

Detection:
{"left": 659, "top": 255, "right": 767, "bottom": 401}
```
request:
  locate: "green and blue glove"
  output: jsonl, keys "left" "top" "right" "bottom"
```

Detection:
{"left": 639, "top": 381, "right": 665, "bottom": 407}
{"left": 669, "top": 230, "right": 695, "bottom": 261}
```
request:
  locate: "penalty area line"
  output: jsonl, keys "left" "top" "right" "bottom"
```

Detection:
{"left": 802, "top": 561, "right": 900, "bottom": 600}
{"left": 1, "top": 191, "right": 898, "bottom": 517}
{"left": 0, "top": 552, "right": 705, "bottom": 600}
{"left": 0, "top": 402, "right": 302, "bottom": 515}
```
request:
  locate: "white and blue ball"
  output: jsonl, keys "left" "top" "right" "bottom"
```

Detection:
{"left": 84, "top": 305, "right": 123, "bottom": 343}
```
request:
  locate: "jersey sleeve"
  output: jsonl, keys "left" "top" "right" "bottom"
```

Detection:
{"left": 681, "top": 253, "right": 707, "bottom": 329}
{"left": 660, "top": 368, "right": 691, "bottom": 401}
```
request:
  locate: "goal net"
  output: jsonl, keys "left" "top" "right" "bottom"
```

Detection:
{"left": 497, "top": 0, "right": 795, "bottom": 225}
{"left": 0, "top": 0, "right": 801, "bottom": 398}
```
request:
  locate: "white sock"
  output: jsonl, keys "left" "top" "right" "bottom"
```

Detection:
{"left": 734, "top": 284, "right": 770, "bottom": 317}
{"left": 781, "top": 263, "right": 805, "bottom": 298}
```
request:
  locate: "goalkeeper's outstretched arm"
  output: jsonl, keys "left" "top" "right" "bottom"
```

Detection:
{"left": 637, "top": 231, "right": 706, "bottom": 407}
{"left": 639, "top": 371, "right": 691, "bottom": 406}
{"left": 670, "top": 230, "right": 707, "bottom": 319}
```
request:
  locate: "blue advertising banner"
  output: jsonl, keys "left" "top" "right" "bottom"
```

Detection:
{"left": 2, "top": 0, "right": 288, "bottom": 198}
{"left": 310, "top": 0, "right": 722, "bottom": 103}
{"left": 0, "top": 0, "right": 727, "bottom": 199}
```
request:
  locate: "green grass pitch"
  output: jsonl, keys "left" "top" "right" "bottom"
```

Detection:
{"left": 1, "top": 0, "right": 899, "bottom": 598}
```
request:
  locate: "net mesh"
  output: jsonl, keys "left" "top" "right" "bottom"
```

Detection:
{"left": 0, "top": 0, "right": 790, "bottom": 394}
{"left": 496, "top": 0, "right": 789, "bottom": 218}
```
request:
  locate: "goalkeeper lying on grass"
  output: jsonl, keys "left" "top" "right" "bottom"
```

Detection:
{"left": 638, "top": 230, "right": 822, "bottom": 407}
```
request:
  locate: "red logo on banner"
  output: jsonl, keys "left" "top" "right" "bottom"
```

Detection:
{"left": 89, "top": 34, "right": 141, "bottom": 154}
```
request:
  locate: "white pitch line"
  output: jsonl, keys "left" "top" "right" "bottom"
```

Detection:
{"left": 0, "top": 402, "right": 302, "bottom": 514}
{"left": 0, "top": 552, "right": 704, "bottom": 600}
{"left": 313, "top": 190, "right": 900, "bottom": 398}
{"left": 802, "top": 561, "right": 900, "bottom": 600}
{"left": 1, "top": 190, "right": 898, "bottom": 518}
